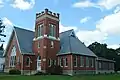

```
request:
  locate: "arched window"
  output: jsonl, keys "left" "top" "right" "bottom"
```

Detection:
{"left": 26, "top": 57, "right": 30, "bottom": 66}
{"left": 10, "top": 46, "right": 16, "bottom": 67}
{"left": 50, "top": 41, "right": 54, "bottom": 48}
{"left": 37, "top": 56, "right": 41, "bottom": 60}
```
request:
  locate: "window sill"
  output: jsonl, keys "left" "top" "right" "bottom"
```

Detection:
{"left": 60, "top": 66, "right": 63, "bottom": 67}
{"left": 65, "top": 66, "right": 68, "bottom": 67}
{"left": 26, "top": 65, "right": 30, "bottom": 67}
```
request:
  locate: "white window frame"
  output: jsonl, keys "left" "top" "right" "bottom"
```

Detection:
{"left": 38, "top": 42, "right": 40, "bottom": 48}
{"left": 26, "top": 57, "right": 30, "bottom": 67}
{"left": 49, "top": 24, "right": 56, "bottom": 37}
{"left": 86, "top": 57, "right": 89, "bottom": 67}
{"left": 64, "top": 57, "right": 68, "bottom": 67}
{"left": 99, "top": 62, "right": 102, "bottom": 69}
{"left": 48, "top": 59, "right": 51, "bottom": 67}
{"left": 73, "top": 56, "right": 77, "bottom": 67}
{"left": 91, "top": 58, "right": 94, "bottom": 68}
{"left": 51, "top": 41, "right": 54, "bottom": 48}
{"left": 80, "top": 56, "right": 84, "bottom": 67}
{"left": 10, "top": 46, "right": 16, "bottom": 67}
{"left": 60, "top": 57, "right": 63, "bottom": 67}
{"left": 38, "top": 24, "right": 43, "bottom": 37}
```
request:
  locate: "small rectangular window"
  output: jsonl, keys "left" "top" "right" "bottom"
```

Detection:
{"left": 52, "top": 60, "right": 56, "bottom": 65}
{"left": 48, "top": 59, "right": 51, "bottom": 67}
{"left": 80, "top": 56, "right": 84, "bottom": 67}
{"left": 91, "top": 58, "right": 94, "bottom": 67}
{"left": 99, "top": 62, "right": 102, "bottom": 69}
{"left": 26, "top": 57, "right": 30, "bottom": 67}
{"left": 49, "top": 24, "right": 56, "bottom": 37}
{"left": 73, "top": 56, "right": 77, "bottom": 67}
{"left": 86, "top": 57, "right": 89, "bottom": 67}
{"left": 37, "top": 24, "right": 43, "bottom": 37}
{"left": 38, "top": 42, "right": 40, "bottom": 48}
{"left": 64, "top": 57, "right": 68, "bottom": 67}
{"left": 60, "top": 57, "right": 63, "bottom": 67}
{"left": 51, "top": 41, "right": 54, "bottom": 48}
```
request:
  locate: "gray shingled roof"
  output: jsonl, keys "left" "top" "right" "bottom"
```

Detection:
{"left": 14, "top": 27, "right": 34, "bottom": 54}
{"left": 13, "top": 27, "right": 96, "bottom": 57}
{"left": 58, "top": 30, "right": 97, "bottom": 57}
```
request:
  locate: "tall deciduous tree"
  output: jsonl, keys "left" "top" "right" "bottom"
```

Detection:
{"left": 88, "top": 42, "right": 119, "bottom": 71}
{"left": 0, "top": 18, "right": 6, "bottom": 48}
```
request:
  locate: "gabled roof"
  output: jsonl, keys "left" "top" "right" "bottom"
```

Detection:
{"left": 14, "top": 27, "right": 34, "bottom": 54}
{"left": 58, "top": 30, "right": 97, "bottom": 57}
{"left": 6, "top": 27, "right": 96, "bottom": 57}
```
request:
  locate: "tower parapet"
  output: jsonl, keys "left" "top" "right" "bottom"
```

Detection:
{"left": 36, "top": 8, "right": 59, "bottom": 19}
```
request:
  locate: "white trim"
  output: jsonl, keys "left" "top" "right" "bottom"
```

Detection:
{"left": 73, "top": 55, "right": 77, "bottom": 67}
{"left": 14, "top": 28, "right": 22, "bottom": 53}
{"left": 33, "top": 36, "right": 60, "bottom": 41}
{"left": 37, "top": 36, "right": 44, "bottom": 39}
{"left": 26, "top": 57, "right": 30, "bottom": 67}
{"left": 33, "top": 36, "right": 59, "bottom": 41}
{"left": 44, "top": 34, "right": 47, "bottom": 37}
{"left": 91, "top": 58, "right": 94, "bottom": 68}
{"left": 98, "top": 62, "right": 102, "bottom": 69}
{"left": 80, "top": 56, "right": 84, "bottom": 67}
{"left": 36, "top": 14, "right": 59, "bottom": 22}
{"left": 43, "top": 46, "right": 46, "bottom": 49}
{"left": 38, "top": 42, "right": 40, "bottom": 48}
{"left": 86, "top": 57, "right": 89, "bottom": 68}
{"left": 51, "top": 41, "right": 54, "bottom": 48}
{"left": 64, "top": 57, "right": 68, "bottom": 67}
{"left": 4, "top": 30, "right": 14, "bottom": 56}
{"left": 57, "top": 37, "right": 60, "bottom": 40}
{"left": 60, "top": 57, "right": 63, "bottom": 67}
{"left": 48, "top": 36, "right": 56, "bottom": 39}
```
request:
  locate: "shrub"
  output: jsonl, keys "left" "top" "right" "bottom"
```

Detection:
{"left": 48, "top": 65, "right": 62, "bottom": 75}
{"left": 34, "top": 71, "right": 47, "bottom": 75}
{"left": 9, "top": 69, "right": 21, "bottom": 75}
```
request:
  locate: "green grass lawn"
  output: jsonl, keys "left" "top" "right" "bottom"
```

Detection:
{"left": 0, "top": 74, "right": 120, "bottom": 80}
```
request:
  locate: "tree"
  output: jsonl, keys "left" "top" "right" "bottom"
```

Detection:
{"left": 88, "top": 42, "right": 108, "bottom": 58}
{"left": 0, "top": 19, "right": 6, "bottom": 47}
{"left": 88, "top": 42, "right": 119, "bottom": 71}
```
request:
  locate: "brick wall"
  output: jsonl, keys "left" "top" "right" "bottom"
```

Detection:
{"left": 5, "top": 31, "right": 22, "bottom": 71}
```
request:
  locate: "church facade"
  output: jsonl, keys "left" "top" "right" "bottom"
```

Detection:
{"left": 4, "top": 9, "right": 115, "bottom": 75}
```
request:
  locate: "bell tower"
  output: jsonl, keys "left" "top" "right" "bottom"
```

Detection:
{"left": 33, "top": 9, "right": 60, "bottom": 73}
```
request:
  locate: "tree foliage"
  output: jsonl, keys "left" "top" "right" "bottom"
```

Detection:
{"left": 0, "top": 18, "right": 6, "bottom": 48}
{"left": 88, "top": 42, "right": 120, "bottom": 71}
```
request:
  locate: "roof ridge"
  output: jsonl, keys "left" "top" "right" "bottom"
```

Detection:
{"left": 60, "top": 29, "right": 74, "bottom": 34}
{"left": 14, "top": 26, "right": 34, "bottom": 33}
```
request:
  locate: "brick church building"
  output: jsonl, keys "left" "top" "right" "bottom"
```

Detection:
{"left": 4, "top": 9, "right": 115, "bottom": 75}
